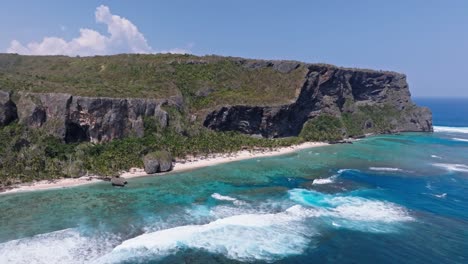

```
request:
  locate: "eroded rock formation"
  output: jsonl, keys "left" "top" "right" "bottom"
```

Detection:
{"left": 0, "top": 91, "right": 178, "bottom": 143}
{"left": 203, "top": 64, "right": 432, "bottom": 137}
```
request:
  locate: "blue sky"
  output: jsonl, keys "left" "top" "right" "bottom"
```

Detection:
{"left": 1, "top": 0, "right": 467, "bottom": 97}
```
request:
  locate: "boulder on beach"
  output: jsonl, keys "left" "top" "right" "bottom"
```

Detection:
{"left": 111, "top": 177, "right": 127, "bottom": 187}
{"left": 143, "top": 150, "right": 173, "bottom": 174}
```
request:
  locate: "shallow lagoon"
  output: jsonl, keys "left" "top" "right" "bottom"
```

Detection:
{"left": 1, "top": 130, "right": 467, "bottom": 263}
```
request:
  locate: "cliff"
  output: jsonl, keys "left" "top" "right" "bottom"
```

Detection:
{"left": 0, "top": 54, "right": 433, "bottom": 184}
{"left": 204, "top": 64, "right": 432, "bottom": 138}
{"left": 0, "top": 55, "right": 432, "bottom": 143}
{"left": 0, "top": 91, "right": 177, "bottom": 143}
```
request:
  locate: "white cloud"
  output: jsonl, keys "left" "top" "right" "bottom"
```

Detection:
{"left": 7, "top": 5, "right": 191, "bottom": 56}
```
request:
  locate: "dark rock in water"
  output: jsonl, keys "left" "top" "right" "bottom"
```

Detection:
{"left": 144, "top": 150, "right": 173, "bottom": 174}
{"left": 111, "top": 177, "right": 127, "bottom": 187}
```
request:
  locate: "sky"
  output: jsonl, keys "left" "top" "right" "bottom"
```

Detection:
{"left": 1, "top": 0, "right": 467, "bottom": 97}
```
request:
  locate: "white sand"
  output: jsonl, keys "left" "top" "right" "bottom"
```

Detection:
{"left": 1, "top": 176, "right": 102, "bottom": 194}
{"left": 172, "top": 141, "right": 328, "bottom": 172}
{"left": 1, "top": 141, "right": 329, "bottom": 194}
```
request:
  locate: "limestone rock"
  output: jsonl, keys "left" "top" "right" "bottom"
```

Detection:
{"left": 273, "top": 62, "right": 300, "bottom": 73}
{"left": 143, "top": 151, "right": 173, "bottom": 174}
{"left": 0, "top": 91, "right": 17, "bottom": 126}
{"left": 204, "top": 64, "right": 433, "bottom": 138}
{"left": 111, "top": 177, "right": 127, "bottom": 187}
{"left": 1, "top": 91, "right": 178, "bottom": 143}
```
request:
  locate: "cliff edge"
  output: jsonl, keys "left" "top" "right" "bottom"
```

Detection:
{"left": 204, "top": 64, "right": 432, "bottom": 138}
{"left": 0, "top": 55, "right": 432, "bottom": 143}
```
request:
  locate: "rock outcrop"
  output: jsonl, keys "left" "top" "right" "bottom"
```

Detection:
{"left": 204, "top": 64, "right": 432, "bottom": 137}
{"left": 0, "top": 91, "right": 17, "bottom": 126}
{"left": 111, "top": 177, "right": 127, "bottom": 187}
{"left": 0, "top": 60, "right": 433, "bottom": 142}
{"left": 0, "top": 91, "right": 179, "bottom": 143}
{"left": 143, "top": 151, "right": 173, "bottom": 174}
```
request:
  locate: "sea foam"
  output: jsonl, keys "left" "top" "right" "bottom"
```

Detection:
{"left": 288, "top": 188, "right": 413, "bottom": 232}
{"left": 312, "top": 175, "right": 337, "bottom": 185}
{"left": 452, "top": 138, "right": 468, "bottom": 142}
{"left": 100, "top": 207, "right": 316, "bottom": 263}
{"left": 434, "top": 126, "right": 468, "bottom": 134}
{"left": 432, "top": 163, "right": 468, "bottom": 172}
{"left": 211, "top": 193, "right": 237, "bottom": 201}
{"left": 0, "top": 229, "right": 117, "bottom": 264}
{"left": 211, "top": 193, "right": 246, "bottom": 206}
{"left": 369, "top": 167, "right": 402, "bottom": 172}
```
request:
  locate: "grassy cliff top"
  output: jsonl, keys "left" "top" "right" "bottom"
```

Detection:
{"left": 0, "top": 53, "right": 311, "bottom": 110}
{"left": 0, "top": 53, "right": 404, "bottom": 112}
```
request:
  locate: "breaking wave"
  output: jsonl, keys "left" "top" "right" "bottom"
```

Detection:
{"left": 99, "top": 207, "right": 316, "bottom": 263}
{"left": 432, "top": 163, "right": 468, "bottom": 173}
{"left": 369, "top": 167, "right": 403, "bottom": 172}
{"left": 434, "top": 126, "right": 468, "bottom": 134}
{"left": 99, "top": 188, "right": 413, "bottom": 263}
{"left": 312, "top": 175, "right": 337, "bottom": 185}
{"left": 211, "top": 193, "right": 246, "bottom": 206}
{"left": 211, "top": 193, "right": 237, "bottom": 201}
{"left": 288, "top": 188, "right": 413, "bottom": 232}
{"left": 0, "top": 229, "right": 117, "bottom": 264}
{"left": 452, "top": 138, "right": 468, "bottom": 142}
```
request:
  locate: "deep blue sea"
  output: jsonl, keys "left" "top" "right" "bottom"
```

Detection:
{"left": 0, "top": 99, "right": 467, "bottom": 264}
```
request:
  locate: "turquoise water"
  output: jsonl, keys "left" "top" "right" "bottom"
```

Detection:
{"left": 1, "top": 101, "right": 468, "bottom": 263}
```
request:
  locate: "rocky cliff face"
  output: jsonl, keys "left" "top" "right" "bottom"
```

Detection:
{"left": 204, "top": 64, "right": 432, "bottom": 137}
{"left": 0, "top": 91, "right": 178, "bottom": 143}
{"left": 0, "top": 62, "right": 432, "bottom": 143}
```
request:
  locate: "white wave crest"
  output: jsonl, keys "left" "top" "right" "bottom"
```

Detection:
{"left": 434, "top": 193, "right": 447, "bottom": 199}
{"left": 369, "top": 167, "right": 402, "bottom": 172}
{"left": 99, "top": 188, "right": 414, "bottom": 263}
{"left": 337, "top": 169, "right": 356, "bottom": 174}
{"left": 452, "top": 137, "right": 468, "bottom": 142}
{"left": 0, "top": 229, "right": 117, "bottom": 264}
{"left": 211, "top": 193, "right": 237, "bottom": 201}
{"left": 288, "top": 189, "right": 413, "bottom": 232}
{"left": 211, "top": 193, "right": 246, "bottom": 206}
{"left": 434, "top": 126, "right": 468, "bottom": 134}
{"left": 324, "top": 196, "right": 413, "bottom": 222}
{"left": 431, "top": 155, "right": 441, "bottom": 159}
{"left": 432, "top": 163, "right": 468, "bottom": 172}
{"left": 312, "top": 175, "right": 337, "bottom": 185}
{"left": 100, "top": 206, "right": 316, "bottom": 263}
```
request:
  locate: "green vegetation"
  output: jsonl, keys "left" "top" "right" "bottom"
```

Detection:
{"left": 0, "top": 53, "right": 306, "bottom": 111}
{"left": 0, "top": 121, "right": 303, "bottom": 187}
{"left": 144, "top": 150, "right": 171, "bottom": 161}
{"left": 0, "top": 103, "right": 407, "bottom": 187}
{"left": 342, "top": 104, "right": 401, "bottom": 137}
{"left": 0, "top": 54, "right": 412, "bottom": 187}
{"left": 299, "top": 115, "right": 344, "bottom": 141}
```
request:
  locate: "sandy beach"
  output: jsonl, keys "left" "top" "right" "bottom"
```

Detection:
{"left": 1, "top": 141, "right": 328, "bottom": 194}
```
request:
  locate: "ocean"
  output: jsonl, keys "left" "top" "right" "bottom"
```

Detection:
{"left": 0, "top": 98, "right": 467, "bottom": 264}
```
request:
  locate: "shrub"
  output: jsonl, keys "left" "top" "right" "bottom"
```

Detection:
{"left": 299, "top": 115, "right": 344, "bottom": 142}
